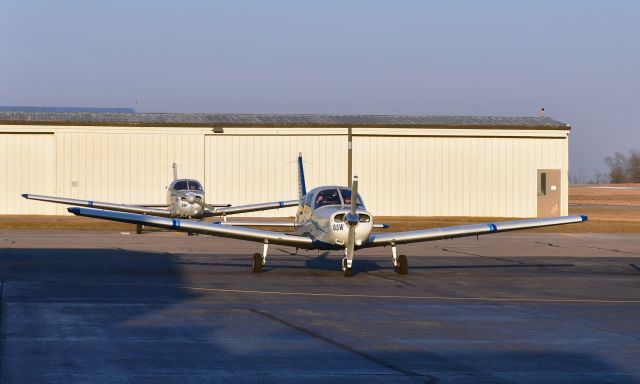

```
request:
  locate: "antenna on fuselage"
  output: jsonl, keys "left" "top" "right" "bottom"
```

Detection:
{"left": 297, "top": 153, "right": 307, "bottom": 200}
{"left": 172, "top": 162, "right": 178, "bottom": 181}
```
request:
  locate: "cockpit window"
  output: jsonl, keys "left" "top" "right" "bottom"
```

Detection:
{"left": 188, "top": 181, "right": 203, "bottom": 191}
{"left": 304, "top": 192, "right": 313, "bottom": 207}
{"left": 339, "top": 188, "right": 365, "bottom": 207}
{"left": 173, "top": 180, "right": 202, "bottom": 191}
{"left": 173, "top": 180, "right": 188, "bottom": 190}
{"left": 314, "top": 189, "right": 342, "bottom": 208}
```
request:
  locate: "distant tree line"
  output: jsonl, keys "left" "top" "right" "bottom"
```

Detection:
{"left": 604, "top": 149, "right": 640, "bottom": 183}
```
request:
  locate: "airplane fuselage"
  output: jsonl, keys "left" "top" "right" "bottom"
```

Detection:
{"left": 167, "top": 179, "right": 205, "bottom": 219}
{"left": 294, "top": 186, "right": 373, "bottom": 250}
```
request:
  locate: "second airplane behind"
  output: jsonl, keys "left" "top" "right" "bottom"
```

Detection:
{"left": 23, "top": 174, "right": 298, "bottom": 220}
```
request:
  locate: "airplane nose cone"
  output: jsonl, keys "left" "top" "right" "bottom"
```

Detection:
{"left": 186, "top": 193, "right": 197, "bottom": 204}
{"left": 345, "top": 212, "right": 359, "bottom": 226}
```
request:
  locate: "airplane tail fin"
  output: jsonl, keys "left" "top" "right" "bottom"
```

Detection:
{"left": 297, "top": 153, "right": 307, "bottom": 200}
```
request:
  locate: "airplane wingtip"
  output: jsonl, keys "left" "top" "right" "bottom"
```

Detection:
{"left": 580, "top": 215, "right": 588, "bottom": 222}
{"left": 21, "top": 193, "right": 28, "bottom": 198}
{"left": 68, "top": 207, "right": 81, "bottom": 215}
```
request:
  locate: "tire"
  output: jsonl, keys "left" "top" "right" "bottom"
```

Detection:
{"left": 342, "top": 257, "right": 353, "bottom": 277}
{"left": 396, "top": 254, "right": 408, "bottom": 275}
{"left": 252, "top": 253, "right": 263, "bottom": 273}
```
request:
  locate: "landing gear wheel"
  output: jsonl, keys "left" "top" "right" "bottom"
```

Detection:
{"left": 252, "top": 253, "right": 263, "bottom": 273}
{"left": 342, "top": 257, "right": 353, "bottom": 277}
{"left": 395, "top": 254, "right": 408, "bottom": 275}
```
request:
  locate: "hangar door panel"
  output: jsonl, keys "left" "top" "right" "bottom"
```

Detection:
{"left": 205, "top": 135, "right": 347, "bottom": 217}
{"left": 53, "top": 132, "right": 205, "bottom": 215}
{"left": 0, "top": 133, "right": 55, "bottom": 214}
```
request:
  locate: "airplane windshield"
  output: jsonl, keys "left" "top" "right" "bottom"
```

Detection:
{"left": 188, "top": 181, "right": 203, "bottom": 191}
{"left": 314, "top": 189, "right": 342, "bottom": 208}
{"left": 339, "top": 188, "right": 364, "bottom": 207}
{"left": 173, "top": 180, "right": 188, "bottom": 190}
{"left": 173, "top": 180, "right": 202, "bottom": 191}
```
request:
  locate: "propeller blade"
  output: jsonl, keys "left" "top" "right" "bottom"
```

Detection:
{"left": 173, "top": 190, "right": 230, "bottom": 211}
{"left": 345, "top": 223, "right": 355, "bottom": 270}
{"left": 350, "top": 176, "right": 358, "bottom": 214}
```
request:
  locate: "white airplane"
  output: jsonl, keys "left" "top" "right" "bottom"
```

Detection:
{"left": 67, "top": 154, "right": 588, "bottom": 276}
{"left": 23, "top": 164, "right": 298, "bottom": 222}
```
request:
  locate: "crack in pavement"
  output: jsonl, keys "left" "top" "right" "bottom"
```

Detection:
{"left": 249, "top": 308, "right": 441, "bottom": 384}
{"left": 436, "top": 246, "right": 528, "bottom": 265}
{"left": 500, "top": 304, "right": 640, "bottom": 341}
{"left": 365, "top": 271, "right": 415, "bottom": 287}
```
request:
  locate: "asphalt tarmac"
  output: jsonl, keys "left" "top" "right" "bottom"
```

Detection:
{"left": 1, "top": 230, "right": 639, "bottom": 383}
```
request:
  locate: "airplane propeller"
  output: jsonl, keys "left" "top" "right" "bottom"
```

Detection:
{"left": 343, "top": 176, "right": 359, "bottom": 277}
{"left": 174, "top": 190, "right": 231, "bottom": 211}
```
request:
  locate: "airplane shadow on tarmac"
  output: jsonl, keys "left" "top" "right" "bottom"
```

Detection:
{"left": 176, "top": 250, "right": 576, "bottom": 276}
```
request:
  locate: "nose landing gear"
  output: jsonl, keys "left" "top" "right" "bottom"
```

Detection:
{"left": 342, "top": 257, "right": 353, "bottom": 277}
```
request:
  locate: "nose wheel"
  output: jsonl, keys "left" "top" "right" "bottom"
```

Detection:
{"left": 342, "top": 257, "right": 353, "bottom": 277}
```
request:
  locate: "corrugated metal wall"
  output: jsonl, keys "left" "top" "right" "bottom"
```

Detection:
{"left": 52, "top": 132, "right": 205, "bottom": 215}
{"left": 205, "top": 134, "right": 347, "bottom": 217}
{"left": 353, "top": 135, "right": 568, "bottom": 217}
{"left": 0, "top": 125, "right": 569, "bottom": 218}
{"left": 0, "top": 133, "right": 55, "bottom": 214}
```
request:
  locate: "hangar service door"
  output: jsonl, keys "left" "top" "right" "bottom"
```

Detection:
{"left": 0, "top": 133, "right": 55, "bottom": 214}
{"left": 537, "top": 169, "right": 561, "bottom": 217}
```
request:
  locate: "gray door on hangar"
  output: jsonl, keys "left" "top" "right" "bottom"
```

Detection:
{"left": 537, "top": 169, "right": 561, "bottom": 217}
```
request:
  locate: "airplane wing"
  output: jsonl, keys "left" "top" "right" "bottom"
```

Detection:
{"left": 68, "top": 207, "right": 313, "bottom": 248}
{"left": 214, "top": 220, "right": 389, "bottom": 228}
{"left": 364, "top": 215, "right": 587, "bottom": 248}
{"left": 206, "top": 199, "right": 299, "bottom": 216}
{"left": 213, "top": 220, "right": 298, "bottom": 227}
{"left": 23, "top": 194, "right": 172, "bottom": 217}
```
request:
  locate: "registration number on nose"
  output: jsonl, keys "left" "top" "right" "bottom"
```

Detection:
{"left": 332, "top": 223, "right": 344, "bottom": 231}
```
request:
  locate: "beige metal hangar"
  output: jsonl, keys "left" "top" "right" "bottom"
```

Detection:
{"left": 0, "top": 112, "right": 571, "bottom": 218}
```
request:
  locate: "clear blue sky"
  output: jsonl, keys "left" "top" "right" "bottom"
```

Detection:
{"left": 1, "top": 0, "right": 638, "bottom": 177}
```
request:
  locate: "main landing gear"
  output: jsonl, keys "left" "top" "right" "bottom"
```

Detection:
{"left": 392, "top": 245, "right": 408, "bottom": 275}
{"left": 252, "top": 241, "right": 268, "bottom": 274}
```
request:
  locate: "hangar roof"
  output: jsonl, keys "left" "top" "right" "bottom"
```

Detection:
{"left": 0, "top": 112, "right": 570, "bottom": 130}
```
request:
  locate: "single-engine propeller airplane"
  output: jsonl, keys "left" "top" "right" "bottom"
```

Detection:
{"left": 23, "top": 163, "right": 298, "bottom": 223}
{"left": 66, "top": 154, "right": 587, "bottom": 276}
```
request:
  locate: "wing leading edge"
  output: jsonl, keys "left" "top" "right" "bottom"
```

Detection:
{"left": 68, "top": 207, "right": 313, "bottom": 248}
{"left": 365, "top": 215, "right": 587, "bottom": 248}
{"left": 23, "top": 194, "right": 171, "bottom": 216}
